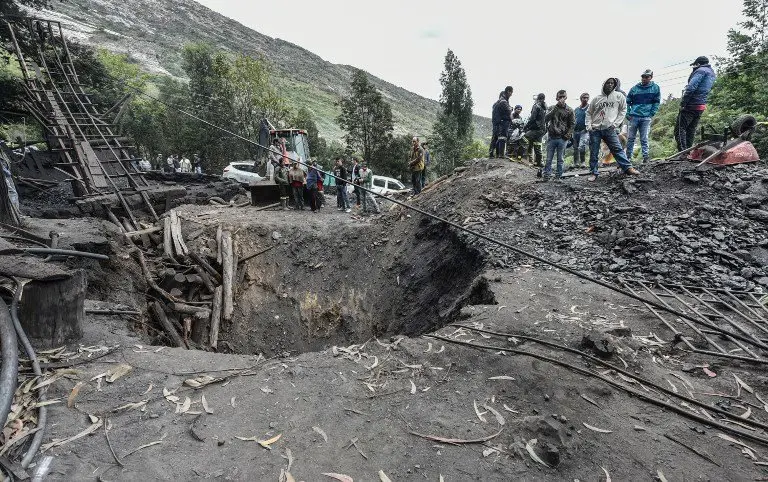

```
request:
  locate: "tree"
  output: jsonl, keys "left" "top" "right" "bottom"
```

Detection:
{"left": 336, "top": 69, "right": 394, "bottom": 167}
{"left": 431, "top": 49, "right": 474, "bottom": 175}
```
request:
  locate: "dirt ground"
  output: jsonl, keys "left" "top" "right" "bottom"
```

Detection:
{"left": 7, "top": 159, "right": 768, "bottom": 481}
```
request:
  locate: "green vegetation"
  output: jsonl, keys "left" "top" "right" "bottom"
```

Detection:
{"left": 431, "top": 49, "right": 475, "bottom": 175}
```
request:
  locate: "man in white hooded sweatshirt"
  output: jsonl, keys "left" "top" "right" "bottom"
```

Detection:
{"left": 586, "top": 78, "right": 640, "bottom": 181}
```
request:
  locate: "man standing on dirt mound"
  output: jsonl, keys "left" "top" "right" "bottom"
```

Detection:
{"left": 625, "top": 69, "right": 661, "bottom": 163}
{"left": 488, "top": 86, "right": 514, "bottom": 158}
{"left": 542, "top": 90, "right": 575, "bottom": 181}
{"left": 524, "top": 93, "right": 547, "bottom": 169}
{"left": 586, "top": 78, "right": 640, "bottom": 181}
{"left": 675, "top": 56, "right": 716, "bottom": 152}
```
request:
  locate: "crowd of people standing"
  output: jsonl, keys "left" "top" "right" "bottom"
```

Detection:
{"left": 489, "top": 56, "right": 716, "bottom": 182}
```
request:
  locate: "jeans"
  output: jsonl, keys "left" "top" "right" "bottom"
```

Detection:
{"left": 626, "top": 116, "right": 652, "bottom": 160}
{"left": 291, "top": 185, "right": 304, "bottom": 209}
{"left": 337, "top": 184, "right": 350, "bottom": 209}
{"left": 589, "top": 128, "right": 633, "bottom": 175}
{"left": 675, "top": 109, "right": 703, "bottom": 151}
{"left": 411, "top": 171, "right": 423, "bottom": 194}
{"left": 421, "top": 167, "right": 427, "bottom": 188}
{"left": 544, "top": 138, "right": 567, "bottom": 178}
{"left": 572, "top": 130, "right": 588, "bottom": 165}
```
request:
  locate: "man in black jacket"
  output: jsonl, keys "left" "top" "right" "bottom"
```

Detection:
{"left": 525, "top": 93, "right": 547, "bottom": 167}
{"left": 489, "top": 86, "right": 513, "bottom": 158}
{"left": 333, "top": 157, "right": 351, "bottom": 212}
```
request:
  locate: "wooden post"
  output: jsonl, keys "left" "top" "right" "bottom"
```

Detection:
{"left": 209, "top": 286, "right": 223, "bottom": 350}
{"left": 0, "top": 151, "right": 21, "bottom": 226}
{"left": 149, "top": 301, "right": 187, "bottom": 349}
{"left": 221, "top": 230, "right": 234, "bottom": 321}
{"left": 163, "top": 217, "right": 173, "bottom": 259}
{"left": 189, "top": 251, "right": 222, "bottom": 284}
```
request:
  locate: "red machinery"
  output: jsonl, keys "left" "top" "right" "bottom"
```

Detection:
{"left": 684, "top": 115, "right": 764, "bottom": 168}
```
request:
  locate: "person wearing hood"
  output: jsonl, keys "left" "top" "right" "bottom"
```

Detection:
{"left": 675, "top": 56, "right": 716, "bottom": 151}
{"left": 542, "top": 90, "right": 575, "bottom": 180}
{"left": 626, "top": 69, "right": 661, "bottom": 163}
{"left": 524, "top": 93, "right": 547, "bottom": 167}
{"left": 586, "top": 78, "right": 640, "bottom": 181}
{"left": 489, "top": 86, "right": 514, "bottom": 158}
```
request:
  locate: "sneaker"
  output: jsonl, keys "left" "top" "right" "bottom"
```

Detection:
{"left": 345, "top": 208, "right": 351, "bottom": 213}
{"left": 625, "top": 167, "right": 641, "bottom": 176}
{"left": 337, "top": 208, "right": 343, "bottom": 211}
{"left": 536, "top": 169, "right": 542, "bottom": 178}
{"left": 588, "top": 174, "right": 598, "bottom": 182}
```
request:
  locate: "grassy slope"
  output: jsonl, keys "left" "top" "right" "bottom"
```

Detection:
{"left": 46, "top": 0, "right": 491, "bottom": 142}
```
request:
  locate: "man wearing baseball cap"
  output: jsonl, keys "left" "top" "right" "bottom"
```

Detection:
{"left": 625, "top": 69, "right": 661, "bottom": 163}
{"left": 675, "top": 56, "right": 716, "bottom": 151}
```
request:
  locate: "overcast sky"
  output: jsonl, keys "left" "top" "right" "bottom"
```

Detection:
{"left": 195, "top": 0, "right": 744, "bottom": 115}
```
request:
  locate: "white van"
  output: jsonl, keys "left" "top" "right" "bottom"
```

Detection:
{"left": 370, "top": 175, "right": 407, "bottom": 195}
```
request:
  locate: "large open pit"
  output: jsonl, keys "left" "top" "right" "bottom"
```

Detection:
{"left": 178, "top": 208, "right": 495, "bottom": 356}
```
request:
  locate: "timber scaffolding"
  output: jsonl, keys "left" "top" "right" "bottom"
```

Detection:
{"left": 3, "top": 16, "right": 158, "bottom": 228}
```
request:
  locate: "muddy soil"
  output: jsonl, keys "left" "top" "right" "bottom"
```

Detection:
{"left": 175, "top": 204, "right": 492, "bottom": 356}
{"left": 7, "top": 159, "right": 768, "bottom": 480}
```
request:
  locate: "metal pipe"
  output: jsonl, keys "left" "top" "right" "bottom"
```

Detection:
{"left": 658, "top": 283, "right": 761, "bottom": 358}
{"left": 0, "top": 297, "right": 19, "bottom": 435}
{"left": 9, "top": 281, "right": 46, "bottom": 468}
{"left": 0, "top": 247, "right": 109, "bottom": 260}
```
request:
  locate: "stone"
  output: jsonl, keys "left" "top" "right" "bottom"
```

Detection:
{"left": 271, "top": 231, "right": 282, "bottom": 241}
{"left": 581, "top": 331, "right": 617, "bottom": 359}
{"left": 747, "top": 209, "right": 768, "bottom": 222}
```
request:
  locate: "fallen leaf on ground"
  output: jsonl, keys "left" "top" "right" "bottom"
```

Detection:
{"left": 41, "top": 416, "right": 102, "bottom": 451}
{"left": 106, "top": 364, "right": 132, "bottom": 383}
{"left": 702, "top": 367, "right": 717, "bottom": 377}
{"left": 410, "top": 380, "right": 417, "bottom": 395}
{"left": 323, "top": 473, "right": 353, "bottom": 482}
{"left": 258, "top": 433, "right": 282, "bottom": 449}
{"left": 123, "top": 440, "right": 162, "bottom": 458}
{"left": 201, "top": 395, "right": 213, "bottom": 414}
{"left": 602, "top": 466, "right": 612, "bottom": 482}
{"left": 740, "top": 406, "right": 752, "bottom": 419}
{"left": 473, "top": 400, "right": 487, "bottom": 423}
{"left": 260, "top": 387, "right": 273, "bottom": 394}
{"left": 409, "top": 428, "right": 503, "bottom": 445}
{"left": 142, "top": 383, "right": 154, "bottom": 395}
{"left": 378, "top": 470, "right": 392, "bottom": 482}
{"left": 657, "top": 470, "right": 668, "bottom": 482}
{"left": 502, "top": 404, "right": 519, "bottom": 413}
{"left": 583, "top": 422, "right": 613, "bottom": 434}
{"left": 284, "top": 470, "right": 296, "bottom": 482}
{"left": 580, "top": 393, "right": 600, "bottom": 408}
{"left": 734, "top": 374, "right": 754, "bottom": 394}
{"left": 483, "top": 404, "right": 506, "bottom": 426}
{"left": 488, "top": 376, "right": 515, "bottom": 381}
{"left": 313, "top": 426, "right": 328, "bottom": 442}
{"left": 282, "top": 447, "right": 294, "bottom": 471}
{"left": 525, "top": 439, "right": 550, "bottom": 468}
{"left": 177, "top": 397, "right": 191, "bottom": 414}
{"left": 230, "top": 397, "right": 236, "bottom": 408}
{"left": 68, "top": 381, "right": 85, "bottom": 408}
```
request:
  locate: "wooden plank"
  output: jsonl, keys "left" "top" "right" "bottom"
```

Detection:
{"left": 209, "top": 286, "right": 223, "bottom": 350}
{"left": 221, "top": 230, "right": 234, "bottom": 321}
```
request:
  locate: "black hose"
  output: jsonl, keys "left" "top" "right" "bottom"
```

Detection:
{"left": 0, "top": 297, "right": 19, "bottom": 437}
{"left": 9, "top": 281, "right": 46, "bottom": 468}
{"left": 0, "top": 247, "right": 109, "bottom": 260}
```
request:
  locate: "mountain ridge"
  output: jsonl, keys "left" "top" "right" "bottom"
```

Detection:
{"left": 39, "top": 0, "right": 491, "bottom": 142}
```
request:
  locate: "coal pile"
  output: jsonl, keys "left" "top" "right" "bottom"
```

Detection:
{"left": 421, "top": 160, "right": 768, "bottom": 292}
